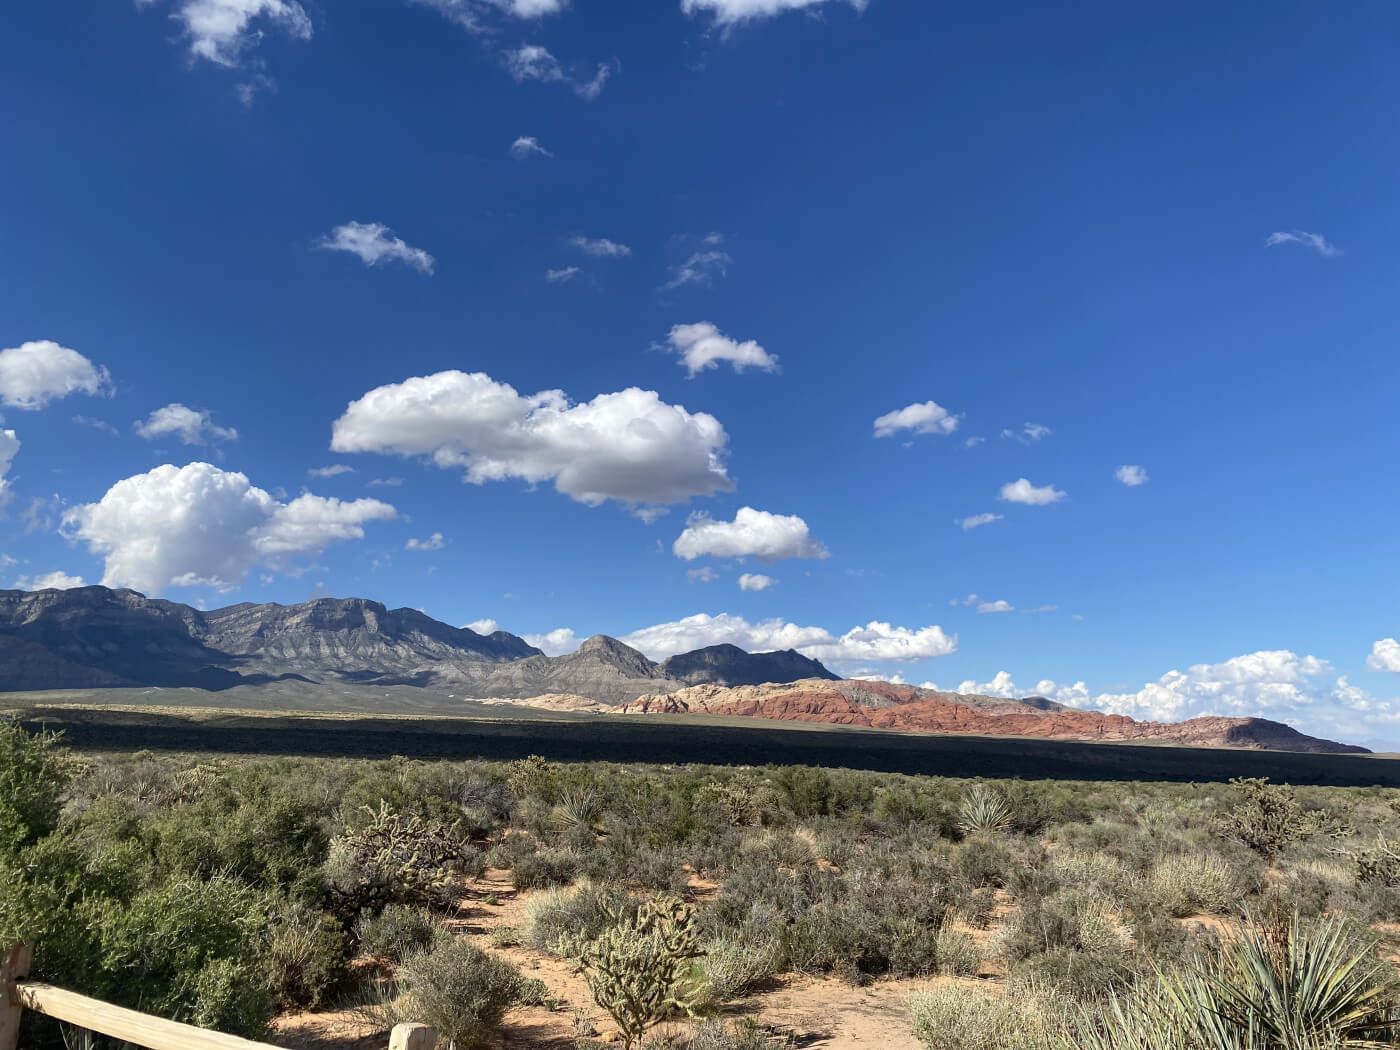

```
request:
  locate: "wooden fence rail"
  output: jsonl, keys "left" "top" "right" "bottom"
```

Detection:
{"left": 2, "top": 945, "right": 436, "bottom": 1050}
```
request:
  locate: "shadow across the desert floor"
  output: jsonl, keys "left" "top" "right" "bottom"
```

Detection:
{"left": 17, "top": 707, "right": 1400, "bottom": 786}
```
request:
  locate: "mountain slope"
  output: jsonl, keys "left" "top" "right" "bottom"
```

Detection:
{"left": 0, "top": 587, "right": 540, "bottom": 691}
{"left": 659, "top": 644, "right": 838, "bottom": 687}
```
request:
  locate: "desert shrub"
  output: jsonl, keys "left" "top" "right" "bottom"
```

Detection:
{"left": 692, "top": 778, "right": 761, "bottom": 829}
{"left": 956, "top": 886, "right": 998, "bottom": 929}
{"left": 909, "top": 984, "right": 1058, "bottom": 1050}
{"left": 90, "top": 874, "right": 277, "bottom": 1036}
{"left": 1148, "top": 852, "right": 1241, "bottom": 917}
{"left": 265, "top": 900, "right": 348, "bottom": 1008}
{"left": 1212, "top": 777, "right": 1344, "bottom": 857}
{"left": 1047, "top": 850, "right": 1137, "bottom": 903}
{"left": 700, "top": 934, "right": 781, "bottom": 1001}
{"left": 578, "top": 895, "right": 705, "bottom": 1048}
{"left": 489, "top": 924, "right": 522, "bottom": 948}
{"left": 1000, "top": 886, "right": 1135, "bottom": 999}
{"left": 525, "top": 881, "right": 633, "bottom": 955}
{"left": 936, "top": 926, "right": 980, "bottom": 976}
{"left": 1352, "top": 836, "right": 1400, "bottom": 887}
{"left": 687, "top": 1018, "right": 787, "bottom": 1050}
{"left": 0, "top": 719, "right": 71, "bottom": 853}
{"left": 324, "top": 803, "right": 482, "bottom": 916}
{"left": 356, "top": 903, "right": 440, "bottom": 962}
{"left": 148, "top": 776, "right": 328, "bottom": 898}
{"left": 507, "top": 754, "right": 560, "bottom": 802}
{"left": 392, "top": 939, "right": 522, "bottom": 1050}
{"left": 955, "top": 833, "right": 1024, "bottom": 888}
{"left": 512, "top": 845, "right": 581, "bottom": 890}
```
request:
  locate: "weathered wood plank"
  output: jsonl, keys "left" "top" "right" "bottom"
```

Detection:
{"left": 17, "top": 981, "right": 280, "bottom": 1050}
{"left": 0, "top": 945, "right": 33, "bottom": 1050}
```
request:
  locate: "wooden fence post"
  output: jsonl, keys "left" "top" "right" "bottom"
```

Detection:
{"left": 388, "top": 1022, "right": 438, "bottom": 1050}
{"left": 0, "top": 945, "right": 33, "bottom": 1050}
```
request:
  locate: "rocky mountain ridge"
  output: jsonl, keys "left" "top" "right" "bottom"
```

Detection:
{"left": 0, "top": 586, "right": 833, "bottom": 700}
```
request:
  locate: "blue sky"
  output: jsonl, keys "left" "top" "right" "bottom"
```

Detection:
{"left": 2, "top": 0, "right": 1399, "bottom": 745}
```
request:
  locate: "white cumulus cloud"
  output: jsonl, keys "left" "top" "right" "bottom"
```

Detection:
{"left": 977, "top": 599, "right": 1013, "bottom": 614}
{"left": 681, "top": 0, "right": 868, "bottom": 26}
{"left": 738, "top": 573, "right": 776, "bottom": 592}
{"left": 465, "top": 617, "right": 500, "bottom": 635}
{"left": 406, "top": 532, "right": 446, "bottom": 551}
{"left": 620, "top": 612, "right": 955, "bottom": 664}
{"left": 956, "top": 650, "right": 1400, "bottom": 749}
{"left": 0, "top": 430, "right": 19, "bottom": 504}
{"left": 524, "top": 627, "right": 579, "bottom": 655}
{"left": 673, "top": 507, "right": 827, "bottom": 562}
{"left": 135, "top": 404, "right": 238, "bottom": 446}
{"left": 15, "top": 571, "right": 87, "bottom": 591}
{"left": 1115, "top": 464, "right": 1148, "bottom": 487}
{"left": 0, "top": 341, "right": 111, "bottom": 410}
{"left": 330, "top": 370, "right": 732, "bottom": 511}
{"left": 998, "top": 478, "right": 1065, "bottom": 506}
{"left": 667, "top": 323, "right": 777, "bottom": 377}
{"left": 873, "top": 400, "right": 959, "bottom": 439}
{"left": 1369, "top": 638, "right": 1400, "bottom": 673}
{"left": 165, "top": 0, "right": 312, "bottom": 66}
{"left": 318, "top": 222, "right": 435, "bottom": 274}
{"left": 61, "top": 462, "right": 395, "bottom": 593}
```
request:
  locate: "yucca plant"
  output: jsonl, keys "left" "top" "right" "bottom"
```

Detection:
{"left": 958, "top": 783, "right": 1014, "bottom": 836}
{"left": 1067, "top": 914, "right": 1400, "bottom": 1050}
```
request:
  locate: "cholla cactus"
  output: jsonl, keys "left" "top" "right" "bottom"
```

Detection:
{"left": 578, "top": 895, "right": 705, "bottom": 1047}
{"left": 957, "top": 783, "right": 1013, "bottom": 836}
{"left": 325, "top": 802, "right": 480, "bottom": 918}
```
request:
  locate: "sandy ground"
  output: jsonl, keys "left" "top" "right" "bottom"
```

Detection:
{"left": 270, "top": 868, "right": 944, "bottom": 1049}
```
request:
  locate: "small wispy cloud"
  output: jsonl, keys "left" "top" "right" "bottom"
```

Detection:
{"left": 504, "top": 45, "right": 617, "bottom": 99}
{"left": 546, "top": 266, "right": 582, "bottom": 284}
{"left": 510, "top": 135, "right": 553, "bottom": 159}
{"left": 663, "top": 233, "right": 731, "bottom": 291}
{"left": 1001, "top": 422, "right": 1051, "bottom": 444}
{"left": 73, "top": 415, "right": 119, "bottom": 437}
{"left": 569, "top": 235, "right": 631, "bottom": 257}
{"left": 405, "top": 531, "right": 446, "bottom": 551}
{"left": 309, "top": 464, "right": 355, "bottom": 478}
{"left": 318, "top": 222, "right": 435, "bottom": 274}
{"left": 687, "top": 566, "right": 719, "bottom": 584}
{"left": 958, "top": 512, "right": 1003, "bottom": 531}
{"left": 1265, "top": 230, "right": 1339, "bottom": 257}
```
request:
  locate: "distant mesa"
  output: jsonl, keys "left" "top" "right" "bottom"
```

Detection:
{"left": 0, "top": 585, "right": 1366, "bottom": 754}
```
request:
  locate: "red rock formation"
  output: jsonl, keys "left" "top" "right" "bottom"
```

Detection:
{"left": 615, "top": 679, "right": 1365, "bottom": 754}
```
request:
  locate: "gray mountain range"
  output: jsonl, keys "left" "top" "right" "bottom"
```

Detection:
{"left": 0, "top": 586, "right": 836, "bottom": 701}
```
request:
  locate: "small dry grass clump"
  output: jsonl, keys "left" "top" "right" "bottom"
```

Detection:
{"left": 909, "top": 983, "right": 1059, "bottom": 1050}
{"left": 1148, "top": 852, "right": 1240, "bottom": 917}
